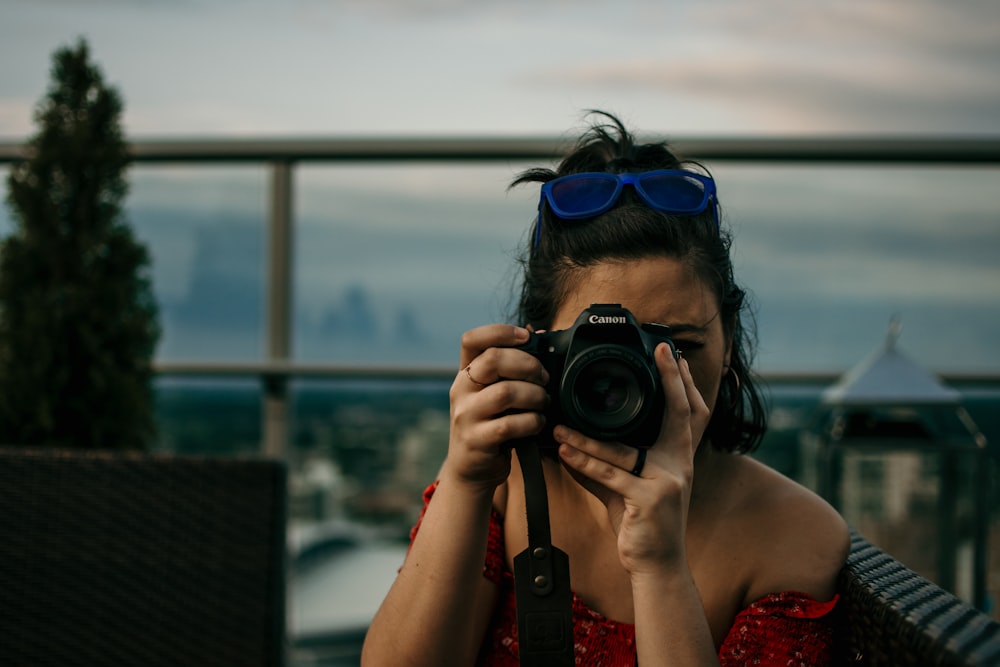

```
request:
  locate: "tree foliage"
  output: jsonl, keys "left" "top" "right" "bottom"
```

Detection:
{"left": 0, "top": 39, "right": 160, "bottom": 449}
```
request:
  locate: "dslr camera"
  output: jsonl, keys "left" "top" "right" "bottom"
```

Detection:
{"left": 515, "top": 304, "right": 676, "bottom": 448}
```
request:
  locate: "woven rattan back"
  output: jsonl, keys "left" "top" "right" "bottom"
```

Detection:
{"left": 837, "top": 531, "right": 1000, "bottom": 666}
{"left": 0, "top": 447, "right": 287, "bottom": 667}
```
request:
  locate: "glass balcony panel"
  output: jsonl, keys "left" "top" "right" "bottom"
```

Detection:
{"left": 128, "top": 164, "right": 268, "bottom": 361}
{"left": 710, "top": 164, "right": 1000, "bottom": 374}
{"left": 293, "top": 163, "right": 536, "bottom": 365}
{"left": 154, "top": 376, "right": 262, "bottom": 456}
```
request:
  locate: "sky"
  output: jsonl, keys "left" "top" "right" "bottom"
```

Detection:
{"left": 1, "top": 0, "right": 999, "bottom": 374}
{"left": 2, "top": 0, "right": 1000, "bottom": 140}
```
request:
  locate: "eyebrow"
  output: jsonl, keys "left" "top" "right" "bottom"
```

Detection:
{"left": 648, "top": 310, "right": 719, "bottom": 336}
{"left": 665, "top": 323, "right": 710, "bottom": 336}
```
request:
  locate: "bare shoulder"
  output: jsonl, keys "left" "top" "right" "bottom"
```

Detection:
{"left": 719, "top": 454, "right": 850, "bottom": 605}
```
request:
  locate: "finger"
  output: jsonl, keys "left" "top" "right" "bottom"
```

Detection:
{"left": 452, "top": 380, "right": 549, "bottom": 425}
{"left": 552, "top": 424, "right": 639, "bottom": 472}
{"left": 462, "top": 363, "right": 490, "bottom": 388}
{"left": 479, "top": 380, "right": 550, "bottom": 417}
{"left": 557, "top": 440, "right": 638, "bottom": 503}
{"left": 463, "top": 346, "right": 549, "bottom": 388}
{"left": 553, "top": 427, "right": 640, "bottom": 498}
{"left": 459, "top": 324, "right": 530, "bottom": 369}
{"left": 654, "top": 342, "right": 694, "bottom": 448}
{"left": 679, "top": 356, "right": 711, "bottom": 442}
{"left": 464, "top": 410, "right": 548, "bottom": 448}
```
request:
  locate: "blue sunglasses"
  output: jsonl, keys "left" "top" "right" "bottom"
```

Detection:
{"left": 535, "top": 170, "right": 719, "bottom": 246}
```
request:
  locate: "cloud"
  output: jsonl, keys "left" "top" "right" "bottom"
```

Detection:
{"left": 6, "top": 0, "right": 998, "bottom": 138}
{"left": 517, "top": 0, "right": 1000, "bottom": 134}
{"left": 696, "top": 0, "right": 1000, "bottom": 46}
{"left": 523, "top": 60, "right": 997, "bottom": 133}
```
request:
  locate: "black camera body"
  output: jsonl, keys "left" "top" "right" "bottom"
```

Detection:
{"left": 515, "top": 304, "right": 676, "bottom": 449}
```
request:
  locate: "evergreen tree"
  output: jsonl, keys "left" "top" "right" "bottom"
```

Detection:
{"left": 0, "top": 39, "right": 160, "bottom": 449}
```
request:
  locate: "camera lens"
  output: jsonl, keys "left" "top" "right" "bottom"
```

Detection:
{"left": 575, "top": 360, "right": 637, "bottom": 416}
{"left": 561, "top": 345, "right": 656, "bottom": 438}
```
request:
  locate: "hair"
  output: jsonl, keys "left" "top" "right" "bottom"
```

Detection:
{"left": 508, "top": 111, "right": 766, "bottom": 453}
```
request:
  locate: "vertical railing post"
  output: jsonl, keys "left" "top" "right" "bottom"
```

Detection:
{"left": 263, "top": 159, "right": 293, "bottom": 458}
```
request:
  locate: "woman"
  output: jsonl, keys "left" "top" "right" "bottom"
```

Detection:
{"left": 362, "top": 112, "right": 849, "bottom": 666}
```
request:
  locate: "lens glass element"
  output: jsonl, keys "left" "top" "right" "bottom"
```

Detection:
{"left": 570, "top": 357, "right": 643, "bottom": 430}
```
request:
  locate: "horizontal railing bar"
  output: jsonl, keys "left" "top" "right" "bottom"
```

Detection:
{"left": 152, "top": 361, "right": 1000, "bottom": 387}
{"left": 154, "top": 361, "right": 458, "bottom": 381}
{"left": 2, "top": 136, "right": 999, "bottom": 164}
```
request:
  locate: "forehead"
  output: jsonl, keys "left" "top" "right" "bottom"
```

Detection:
{"left": 552, "top": 256, "right": 719, "bottom": 329}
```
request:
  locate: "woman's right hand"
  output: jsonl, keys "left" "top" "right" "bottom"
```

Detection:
{"left": 366, "top": 323, "right": 545, "bottom": 666}
{"left": 444, "top": 324, "right": 550, "bottom": 491}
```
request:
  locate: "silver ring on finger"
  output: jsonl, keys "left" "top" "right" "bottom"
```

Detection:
{"left": 630, "top": 448, "right": 647, "bottom": 477}
{"left": 464, "top": 363, "right": 489, "bottom": 388}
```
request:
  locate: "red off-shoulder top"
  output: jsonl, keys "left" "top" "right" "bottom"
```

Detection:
{"left": 410, "top": 482, "right": 838, "bottom": 666}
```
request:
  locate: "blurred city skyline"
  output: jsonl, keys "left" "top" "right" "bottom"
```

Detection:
{"left": 22, "top": 161, "right": 990, "bottom": 375}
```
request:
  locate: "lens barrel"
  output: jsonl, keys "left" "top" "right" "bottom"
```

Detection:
{"left": 561, "top": 344, "right": 658, "bottom": 439}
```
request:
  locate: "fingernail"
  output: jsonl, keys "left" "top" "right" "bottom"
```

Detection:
{"left": 514, "top": 326, "right": 530, "bottom": 341}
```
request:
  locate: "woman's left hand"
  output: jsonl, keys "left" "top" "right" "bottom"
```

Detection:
{"left": 554, "top": 342, "right": 712, "bottom": 575}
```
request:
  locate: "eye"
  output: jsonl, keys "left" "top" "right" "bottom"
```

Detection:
{"left": 672, "top": 339, "right": 705, "bottom": 353}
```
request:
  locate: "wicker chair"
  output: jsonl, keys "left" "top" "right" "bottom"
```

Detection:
{"left": 0, "top": 447, "right": 288, "bottom": 667}
{"left": 836, "top": 531, "right": 1000, "bottom": 666}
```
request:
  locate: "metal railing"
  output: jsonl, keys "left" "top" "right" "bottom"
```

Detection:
{"left": 2, "top": 135, "right": 999, "bottom": 457}
{"left": 6, "top": 136, "right": 1000, "bottom": 164}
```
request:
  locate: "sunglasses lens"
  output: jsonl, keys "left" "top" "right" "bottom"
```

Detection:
{"left": 549, "top": 175, "right": 619, "bottom": 217}
{"left": 639, "top": 173, "right": 708, "bottom": 212}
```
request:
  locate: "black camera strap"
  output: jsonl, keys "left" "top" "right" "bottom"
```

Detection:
{"left": 512, "top": 440, "right": 575, "bottom": 667}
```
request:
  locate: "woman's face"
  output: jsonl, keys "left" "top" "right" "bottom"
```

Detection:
{"left": 549, "top": 255, "right": 732, "bottom": 420}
